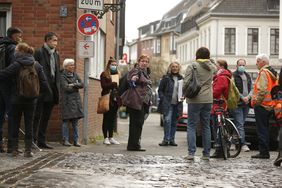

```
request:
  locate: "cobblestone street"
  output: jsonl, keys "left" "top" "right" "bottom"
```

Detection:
{"left": 0, "top": 113, "right": 281, "bottom": 188}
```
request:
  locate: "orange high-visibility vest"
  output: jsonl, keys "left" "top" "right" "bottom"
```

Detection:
{"left": 251, "top": 69, "right": 278, "bottom": 107}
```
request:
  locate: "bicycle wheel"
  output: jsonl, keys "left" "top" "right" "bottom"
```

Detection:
{"left": 219, "top": 125, "right": 228, "bottom": 160}
{"left": 225, "top": 118, "right": 241, "bottom": 158}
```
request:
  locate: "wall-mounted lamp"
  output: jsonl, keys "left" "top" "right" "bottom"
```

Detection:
{"left": 92, "top": 2, "right": 124, "bottom": 19}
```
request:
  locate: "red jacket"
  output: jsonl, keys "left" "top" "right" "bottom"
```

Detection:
{"left": 211, "top": 68, "right": 232, "bottom": 114}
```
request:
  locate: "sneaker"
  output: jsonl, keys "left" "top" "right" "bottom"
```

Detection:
{"left": 201, "top": 155, "right": 210, "bottom": 160}
{"left": 109, "top": 138, "right": 120, "bottom": 145}
{"left": 63, "top": 140, "right": 72, "bottom": 147}
{"left": 184, "top": 155, "right": 194, "bottom": 160}
{"left": 159, "top": 140, "right": 169, "bottom": 146}
{"left": 242, "top": 145, "right": 250, "bottom": 152}
{"left": 169, "top": 141, "right": 178, "bottom": 146}
{"left": 74, "top": 143, "right": 81, "bottom": 147}
{"left": 103, "top": 138, "right": 111, "bottom": 145}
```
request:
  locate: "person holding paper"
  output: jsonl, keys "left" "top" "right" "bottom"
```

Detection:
{"left": 158, "top": 62, "right": 183, "bottom": 146}
{"left": 100, "top": 57, "right": 121, "bottom": 145}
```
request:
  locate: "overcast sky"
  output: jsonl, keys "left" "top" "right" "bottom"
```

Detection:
{"left": 125, "top": 0, "right": 182, "bottom": 42}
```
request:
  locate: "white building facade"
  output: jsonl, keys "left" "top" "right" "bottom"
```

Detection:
{"left": 176, "top": 0, "right": 279, "bottom": 76}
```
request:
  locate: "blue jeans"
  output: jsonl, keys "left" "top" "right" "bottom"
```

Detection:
{"left": 231, "top": 105, "right": 249, "bottom": 145}
{"left": 62, "top": 119, "right": 79, "bottom": 144}
{"left": 254, "top": 105, "right": 272, "bottom": 155}
{"left": 163, "top": 104, "right": 178, "bottom": 142}
{"left": 187, "top": 103, "right": 212, "bottom": 156}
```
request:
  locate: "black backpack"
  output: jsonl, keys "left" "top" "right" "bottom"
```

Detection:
{"left": 183, "top": 64, "right": 201, "bottom": 98}
{"left": 17, "top": 61, "right": 40, "bottom": 98}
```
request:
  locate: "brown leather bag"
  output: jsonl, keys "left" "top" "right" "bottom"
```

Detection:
{"left": 97, "top": 94, "right": 110, "bottom": 114}
{"left": 121, "top": 88, "right": 142, "bottom": 110}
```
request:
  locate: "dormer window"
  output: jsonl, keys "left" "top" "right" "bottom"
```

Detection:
{"left": 267, "top": 0, "right": 279, "bottom": 11}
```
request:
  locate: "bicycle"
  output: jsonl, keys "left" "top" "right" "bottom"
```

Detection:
{"left": 213, "top": 99, "right": 241, "bottom": 159}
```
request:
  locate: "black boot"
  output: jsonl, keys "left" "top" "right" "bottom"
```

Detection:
{"left": 274, "top": 151, "right": 282, "bottom": 166}
{"left": 7, "top": 139, "right": 13, "bottom": 153}
{"left": 24, "top": 140, "right": 34, "bottom": 158}
{"left": 0, "top": 143, "right": 4, "bottom": 153}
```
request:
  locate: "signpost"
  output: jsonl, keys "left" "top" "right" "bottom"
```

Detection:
{"left": 79, "top": 41, "right": 94, "bottom": 58}
{"left": 77, "top": 4, "right": 102, "bottom": 145}
{"left": 77, "top": 13, "right": 99, "bottom": 145}
{"left": 78, "top": 0, "right": 104, "bottom": 11}
{"left": 77, "top": 13, "right": 100, "bottom": 36}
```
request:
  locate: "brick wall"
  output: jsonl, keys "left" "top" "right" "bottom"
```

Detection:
{"left": 0, "top": 0, "right": 117, "bottom": 143}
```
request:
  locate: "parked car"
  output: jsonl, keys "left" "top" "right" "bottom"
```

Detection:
{"left": 160, "top": 102, "right": 187, "bottom": 131}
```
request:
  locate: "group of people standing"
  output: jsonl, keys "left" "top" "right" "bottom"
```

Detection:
{"left": 0, "top": 27, "right": 281, "bottom": 167}
{"left": 157, "top": 47, "right": 281, "bottom": 166}
{"left": 0, "top": 27, "right": 84, "bottom": 157}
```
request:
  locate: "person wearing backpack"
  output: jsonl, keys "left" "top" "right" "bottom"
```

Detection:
{"left": 158, "top": 62, "right": 183, "bottom": 147}
{"left": 33, "top": 32, "right": 60, "bottom": 149}
{"left": 232, "top": 59, "right": 252, "bottom": 152}
{"left": 210, "top": 59, "right": 232, "bottom": 158}
{"left": 251, "top": 54, "right": 278, "bottom": 159}
{"left": 183, "top": 47, "right": 217, "bottom": 160}
{"left": 0, "top": 27, "right": 23, "bottom": 153}
{"left": 0, "top": 43, "right": 47, "bottom": 157}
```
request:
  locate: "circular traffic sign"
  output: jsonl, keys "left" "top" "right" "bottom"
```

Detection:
{"left": 77, "top": 13, "right": 100, "bottom": 36}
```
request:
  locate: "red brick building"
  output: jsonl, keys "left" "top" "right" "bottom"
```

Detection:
{"left": 0, "top": 0, "right": 125, "bottom": 143}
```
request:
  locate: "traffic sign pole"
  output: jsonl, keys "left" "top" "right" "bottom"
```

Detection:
{"left": 77, "top": 13, "right": 99, "bottom": 144}
{"left": 83, "top": 55, "right": 90, "bottom": 145}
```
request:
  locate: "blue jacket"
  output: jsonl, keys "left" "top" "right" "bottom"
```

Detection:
{"left": 158, "top": 73, "right": 183, "bottom": 116}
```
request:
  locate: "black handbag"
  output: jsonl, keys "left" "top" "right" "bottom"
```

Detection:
{"left": 183, "top": 64, "right": 201, "bottom": 98}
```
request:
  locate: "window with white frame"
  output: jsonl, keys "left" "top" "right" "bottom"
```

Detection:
{"left": 0, "top": 4, "right": 11, "bottom": 37}
{"left": 270, "top": 28, "right": 279, "bottom": 55}
{"left": 89, "top": 30, "right": 105, "bottom": 79}
{"left": 247, "top": 28, "right": 259, "bottom": 55}
{"left": 224, "top": 28, "right": 236, "bottom": 55}
{"left": 156, "top": 38, "right": 160, "bottom": 54}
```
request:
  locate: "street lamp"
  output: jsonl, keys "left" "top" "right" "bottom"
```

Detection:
{"left": 92, "top": 1, "right": 124, "bottom": 19}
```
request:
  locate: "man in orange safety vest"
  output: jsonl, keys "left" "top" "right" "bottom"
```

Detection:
{"left": 251, "top": 54, "right": 278, "bottom": 159}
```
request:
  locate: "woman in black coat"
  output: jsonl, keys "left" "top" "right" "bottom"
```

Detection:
{"left": 100, "top": 57, "right": 121, "bottom": 145}
{"left": 0, "top": 42, "right": 47, "bottom": 157}
{"left": 158, "top": 62, "right": 183, "bottom": 146}
{"left": 60, "top": 58, "right": 84, "bottom": 147}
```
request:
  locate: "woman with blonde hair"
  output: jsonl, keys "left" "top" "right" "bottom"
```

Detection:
{"left": 121, "top": 54, "right": 152, "bottom": 151}
{"left": 158, "top": 61, "right": 183, "bottom": 146}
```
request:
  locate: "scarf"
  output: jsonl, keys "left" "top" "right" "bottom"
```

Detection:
{"left": 44, "top": 43, "right": 56, "bottom": 79}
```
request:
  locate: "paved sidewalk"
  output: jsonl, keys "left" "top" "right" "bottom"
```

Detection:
{"left": 0, "top": 113, "right": 279, "bottom": 172}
